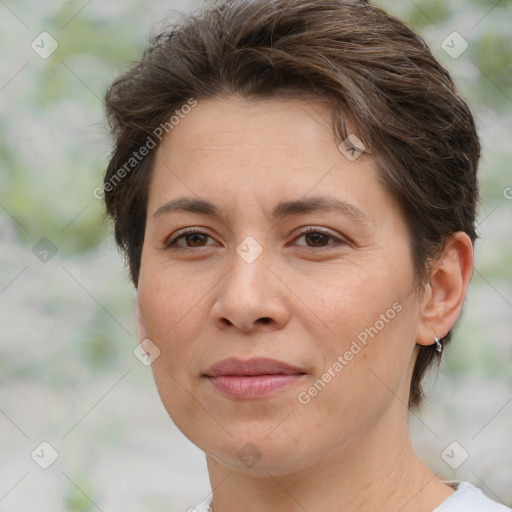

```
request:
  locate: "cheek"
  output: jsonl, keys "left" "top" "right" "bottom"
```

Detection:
{"left": 139, "top": 260, "right": 201, "bottom": 329}
{"left": 293, "top": 263, "right": 417, "bottom": 401}
{"left": 292, "top": 261, "right": 402, "bottom": 344}
{"left": 137, "top": 265, "right": 213, "bottom": 426}
{"left": 137, "top": 262, "right": 211, "bottom": 366}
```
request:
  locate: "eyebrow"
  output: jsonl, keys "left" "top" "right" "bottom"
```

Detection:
{"left": 152, "top": 195, "right": 370, "bottom": 224}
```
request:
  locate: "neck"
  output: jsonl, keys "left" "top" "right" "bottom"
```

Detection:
{"left": 205, "top": 404, "right": 454, "bottom": 512}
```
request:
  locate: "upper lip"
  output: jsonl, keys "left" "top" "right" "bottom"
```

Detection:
{"left": 204, "top": 357, "right": 306, "bottom": 377}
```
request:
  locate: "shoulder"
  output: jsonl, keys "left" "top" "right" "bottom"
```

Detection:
{"left": 434, "top": 481, "right": 511, "bottom": 512}
{"left": 188, "top": 483, "right": 511, "bottom": 512}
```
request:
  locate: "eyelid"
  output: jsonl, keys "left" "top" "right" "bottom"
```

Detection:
{"left": 291, "top": 226, "right": 348, "bottom": 247}
{"left": 164, "top": 227, "right": 216, "bottom": 248}
{"left": 164, "top": 225, "right": 349, "bottom": 250}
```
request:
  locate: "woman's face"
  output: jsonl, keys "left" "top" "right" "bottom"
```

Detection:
{"left": 137, "top": 96, "right": 424, "bottom": 475}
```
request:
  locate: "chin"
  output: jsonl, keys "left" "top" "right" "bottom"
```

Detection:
{"left": 180, "top": 414, "right": 320, "bottom": 476}
{"left": 204, "top": 435, "right": 309, "bottom": 476}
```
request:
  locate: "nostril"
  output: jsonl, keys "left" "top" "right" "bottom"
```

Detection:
{"left": 220, "top": 317, "right": 271, "bottom": 328}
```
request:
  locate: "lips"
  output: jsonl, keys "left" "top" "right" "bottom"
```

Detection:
{"left": 204, "top": 357, "right": 307, "bottom": 399}
{"left": 204, "top": 357, "right": 306, "bottom": 377}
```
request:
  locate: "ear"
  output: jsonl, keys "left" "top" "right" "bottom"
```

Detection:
{"left": 416, "top": 232, "right": 474, "bottom": 347}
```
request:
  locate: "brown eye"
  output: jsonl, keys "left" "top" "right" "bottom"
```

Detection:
{"left": 304, "top": 232, "right": 330, "bottom": 247}
{"left": 183, "top": 233, "right": 209, "bottom": 247}
{"left": 294, "top": 227, "right": 346, "bottom": 249}
{"left": 165, "top": 229, "right": 216, "bottom": 249}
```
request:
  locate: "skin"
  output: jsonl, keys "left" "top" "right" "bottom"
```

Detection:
{"left": 136, "top": 96, "right": 474, "bottom": 512}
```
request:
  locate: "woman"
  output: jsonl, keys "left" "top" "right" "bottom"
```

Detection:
{"left": 102, "top": 1, "right": 510, "bottom": 510}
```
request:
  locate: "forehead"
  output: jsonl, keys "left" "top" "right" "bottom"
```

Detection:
{"left": 148, "top": 96, "right": 397, "bottom": 226}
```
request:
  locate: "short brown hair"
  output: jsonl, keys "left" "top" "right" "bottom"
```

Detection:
{"left": 103, "top": 0, "right": 480, "bottom": 407}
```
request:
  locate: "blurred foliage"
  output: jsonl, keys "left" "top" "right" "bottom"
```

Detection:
{"left": 64, "top": 473, "right": 97, "bottom": 512}
{"left": 1, "top": 0, "right": 511, "bottom": 509}
{"left": 407, "top": 2, "right": 452, "bottom": 30}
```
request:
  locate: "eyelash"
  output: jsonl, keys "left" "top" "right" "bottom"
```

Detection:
{"left": 164, "top": 226, "right": 346, "bottom": 251}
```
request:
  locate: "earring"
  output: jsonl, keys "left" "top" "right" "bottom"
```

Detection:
{"left": 434, "top": 334, "right": 443, "bottom": 353}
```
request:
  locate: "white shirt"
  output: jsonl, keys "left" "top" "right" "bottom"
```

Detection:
{"left": 433, "top": 481, "right": 511, "bottom": 511}
{"left": 191, "top": 481, "right": 511, "bottom": 511}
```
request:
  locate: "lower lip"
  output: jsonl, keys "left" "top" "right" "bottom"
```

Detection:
{"left": 207, "top": 374, "right": 304, "bottom": 399}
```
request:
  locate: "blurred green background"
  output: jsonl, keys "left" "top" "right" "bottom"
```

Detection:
{"left": 1, "top": 0, "right": 511, "bottom": 510}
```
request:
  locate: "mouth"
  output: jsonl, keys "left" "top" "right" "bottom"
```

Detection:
{"left": 203, "top": 357, "right": 307, "bottom": 399}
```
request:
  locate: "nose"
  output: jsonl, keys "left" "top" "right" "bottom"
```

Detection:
{"left": 210, "top": 248, "right": 291, "bottom": 334}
